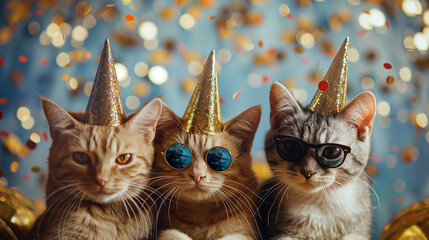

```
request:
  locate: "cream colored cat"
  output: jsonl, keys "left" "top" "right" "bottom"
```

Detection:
{"left": 29, "top": 97, "right": 162, "bottom": 240}
{"left": 153, "top": 102, "right": 262, "bottom": 240}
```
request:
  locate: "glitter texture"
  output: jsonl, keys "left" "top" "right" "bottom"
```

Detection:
{"left": 308, "top": 37, "right": 349, "bottom": 116}
{"left": 182, "top": 50, "right": 222, "bottom": 135}
{"left": 84, "top": 39, "right": 125, "bottom": 126}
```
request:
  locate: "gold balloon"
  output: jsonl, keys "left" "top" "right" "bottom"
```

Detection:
{"left": 0, "top": 218, "right": 17, "bottom": 240}
{"left": 182, "top": 50, "right": 222, "bottom": 135}
{"left": 0, "top": 187, "right": 36, "bottom": 239}
{"left": 308, "top": 37, "right": 349, "bottom": 116}
{"left": 380, "top": 199, "right": 429, "bottom": 240}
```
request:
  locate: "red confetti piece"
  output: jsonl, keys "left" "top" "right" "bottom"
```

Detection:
{"left": 356, "top": 29, "right": 367, "bottom": 37}
{"left": 395, "top": 197, "right": 404, "bottom": 203}
{"left": 26, "top": 139, "right": 37, "bottom": 150}
{"left": 370, "top": 153, "right": 382, "bottom": 162}
{"left": 235, "top": 48, "right": 248, "bottom": 57}
{"left": 35, "top": 10, "right": 44, "bottom": 17}
{"left": 383, "top": 63, "right": 392, "bottom": 69}
{"left": 386, "top": 20, "right": 390, "bottom": 29}
{"left": 262, "top": 74, "right": 271, "bottom": 84}
{"left": 232, "top": 90, "right": 242, "bottom": 100}
{"left": 391, "top": 146, "right": 398, "bottom": 152}
{"left": 0, "top": 98, "right": 9, "bottom": 105}
{"left": 286, "top": 13, "right": 293, "bottom": 19}
{"left": 219, "top": 96, "right": 225, "bottom": 105}
{"left": 300, "top": 56, "right": 310, "bottom": 65}
{"left": 253, "top": 16, "right": 263, "bottom": 24}
{"left": 178, "top": 43, "right": 187, "bottom": 56}
{"left": 267, "top": 48, "right": 276, "bottom": 55}
{"left": 23, "top": 174, "right": 30, "bottom": 181}
{"left": 258, "top": 40, "right": 263, "bottom": 48}
{"left": 318, "top": 80, "right": 329, "bottom": 91}
{"left": 18, "top": 56, "right": 28, "bottom": 63}
{"left": 0, "top": 130, "right": 9, "bottom": 137}
{"left": 43, "top": 131, "right": 48, "bottom": 141}
{"left": 362, "top": 10, "right": 370, "bottom": 14}
{"left": 125, "top": 14, "right": 135, "bottom": 21}
{"left": 0, "top": 57, "right": 3, "bottom": 66}
{"left": 40, "top": 58, "right": 48, "bottom": 65}
{"left": 177, "top": 0, "right": 182, "bottom": 6}
{"left": 0, "top": 110, "right": 3, "bottom": 120}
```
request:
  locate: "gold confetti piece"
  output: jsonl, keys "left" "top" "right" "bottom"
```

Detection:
{"left": 106, "top": 4, "right": 115, "bottom": 7}
{"left": 31, "top": 166, "right": 41, "bottom": 173}
{"left": 258, "top": 40, "right": 263, "bottom": 47}
{"left": 207, "top": 15, "right": 216, "bottom": 20}
{"left": 94, "top": 55, "right": 101, "bottom": 64}
{"left": 43, "top": 38, "right": 50, "bottom": 46}
{"left": 62, "top": 74, "right": 71, "bottom": 81}
{"left": 10, "top": 161, "right": 19, "bottom": 173}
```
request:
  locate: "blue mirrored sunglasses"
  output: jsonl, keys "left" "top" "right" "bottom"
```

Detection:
{"left": 164, "top": 143, "right": 233, "bottom": 171}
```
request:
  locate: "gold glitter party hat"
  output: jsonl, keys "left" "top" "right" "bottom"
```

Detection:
{"left": 84, "top": 39, "right": 125, "bottom": 126}
{"left": 308, "top": 37, "right": 349, "bottom": 116}
{"left": 182, "top": 50, "right": 222, "bottom": 135}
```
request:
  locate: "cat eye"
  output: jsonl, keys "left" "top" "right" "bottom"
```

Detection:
{"left": 116, "top": 154, "right": 133, "bottom": 165}
{"left": 274, "top": 135, "right": 352, "bottom": 168}
{"left": 164, "top": 144, "right": 233, "bottom": 171}
{"left": 72, "top": 152, "right": 91, "bottom": 164}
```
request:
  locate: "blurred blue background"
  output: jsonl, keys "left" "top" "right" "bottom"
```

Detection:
{"left": 1, "top": 0, "right": 429, "bottom": 238}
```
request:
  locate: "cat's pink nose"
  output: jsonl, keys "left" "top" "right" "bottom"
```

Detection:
{"left": 301, "top": 170, "right": 316, "bottom": 180}
{"left": 96, "top": 178, "right": 109, "bottom": 188}
{"left": 189, "top": 174, "right": 206, "bottom": 183}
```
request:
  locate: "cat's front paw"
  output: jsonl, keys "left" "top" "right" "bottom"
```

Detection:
{"left": 158, "top": 229, "right": 192, "bottom": 240}
{"left": 341, "top": 233, "right": 368, "bottom": 240}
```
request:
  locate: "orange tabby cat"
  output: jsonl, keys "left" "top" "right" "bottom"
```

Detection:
{"left": 29, "top": 97, "right": 162, "bottom": 240}
{"left": 152, "top": 102, "right": 262, "bottom": 240}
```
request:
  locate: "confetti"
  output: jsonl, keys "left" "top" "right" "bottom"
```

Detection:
{"left": 262, "top": 74, "right": 271, "bottom": 84}
{"left": 62, "top": 32, "right": 64, "bottom": 41}
{"left": 95, "top": 56, "right": 101, "bottom": 64}
{"left": 0, "top": 130, "right": 8, "bottom": 137}
{"left": 384, "top": 63, "right": 392, "bottom": 69}
{"left": 391, "top": 146, "right": 398, "bottom": 152}
{"left": 0, "top": 99, "right": 9, "bottom": 105}
{"left": 106, "top": 4, "right": 115, "bottom": 7}
{"left": 0, "top": 57, "right": 3, "bottom": 66}
{"left": 258, "top": 40, "right": 263, "bottom": 47}
{"left": 362, "top": 10, "right": 370, "bottom": 14}
{"left": 386, "top": 75, "right": 394, "bottom": 84}
{"left": 219, "top": 96, "right": 225, "bottom": 105}
{"left": 232, "top": 90, "right": 242, "bottom": 100}
{"left": 177, "top": 0, "right": 182, "bottom": 6}
{"left": 43, "top": 131, "right": 48, "bottom": 141}
{"left": 207, "top": 16, "right": 216, "bottom": 20}
{"left": 267, "top": 48, "right": 275, "bottom": 55}
{"left": 18, "top": 56, "right": 28, "bottom": 63}
{"left": 370, "top": 153, "right": 383, "bottom": 162}
{"left": 318, "top": 80, "right": 329, "bottom": 91}
{"left": 125, "top": 14, "right": 135, "bottom": 21}
{"left": 23, "top": 174, "right": 29, "bottom": 181}
{"left": 356, "top": 29, "right": 367, "bottom": 37}
{"left": 386, "top": 20, "right": 390, "bottom": 29}
{"left": 40, "top": 58, "right": 48, "bottom": 65}
{"left": 62, "top": 74, "right": 71, "bottom": 81}
{"left": 395, "top": 198, "right": 404, "bottom": 203}
{"left": 295, "top": 46, "right": 304, "bottom": 54}
{"left": 26, "top": 139, "right": 37, "bottom": 150}
{"left": 31, "top": 166, "right": 41, "bottom": 173}
{"left": 235, "top": 48, "right": 248, "bottom": 57}
{"left": 286, "top": 13, "right": 293, "bottom": 19}
{"left": 10, "top": 161, "right": 19, "bottom": 173}
{"left": 0, "top": 110, "right": 3, "bottom": 120}
{"left": 43, "top": 38, "right": 50, "bottom": 46}
{"left": 35, "top": 10, "right": 44, "bottom": 17}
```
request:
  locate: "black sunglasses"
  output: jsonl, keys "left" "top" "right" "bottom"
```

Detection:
{"left": 163, "top": 143, "right": 236, "bottom": 172}
{"left": 274, "top": 135, "right": 353, "bottom": 168}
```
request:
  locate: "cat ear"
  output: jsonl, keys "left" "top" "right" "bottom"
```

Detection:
{"left": 41, "top": 96, "right": 79, "bottom": 139}
{"left": 269, "top": 82, "right": 302, "bottom": 129}
{"left": 126, "top": 98, "right": 162, "bottom": 142}
{"left": 224, "top": 105, "right": 261, "bottom": 152}
{"left": 340, "top": 91, "right": 376, "bottom": 140}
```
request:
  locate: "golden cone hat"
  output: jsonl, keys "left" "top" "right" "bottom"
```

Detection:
{"left": 308, "top": 37, "right": 349, "bottom": 116}
{"left": 182, "top": 50, "right": 222, "bottom": 135}
{"left": 84, "top": 39, "right": 125, "bottom": 126}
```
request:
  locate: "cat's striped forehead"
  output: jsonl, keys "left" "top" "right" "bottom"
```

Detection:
{"left": 276, "top": 110, "right": 347, "bottom": 145}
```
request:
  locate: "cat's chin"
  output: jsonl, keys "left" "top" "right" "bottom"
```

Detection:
{"left": 287, "top": 180, "right": 334, "bottom": 194}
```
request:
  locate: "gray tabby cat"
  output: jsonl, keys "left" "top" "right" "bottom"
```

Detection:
{"left": 261, "top": 82, "right": 376, "bottom": 240}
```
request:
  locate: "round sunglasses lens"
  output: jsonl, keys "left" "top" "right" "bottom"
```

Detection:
{"left": 317, "top": 145, "right": 344, "bottom": 168}
{"left": 165, "top": 144, "right": 192, "bottom": 169}
{"left": 206, "top": 147, "right": 232, "bottom": 171}
{"left": 277, "top": 139, "right": 305, "bottom": 161}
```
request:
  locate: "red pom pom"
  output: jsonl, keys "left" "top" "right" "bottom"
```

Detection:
{"left": 318, "top": 80, "right": 329, "bottom": 91}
